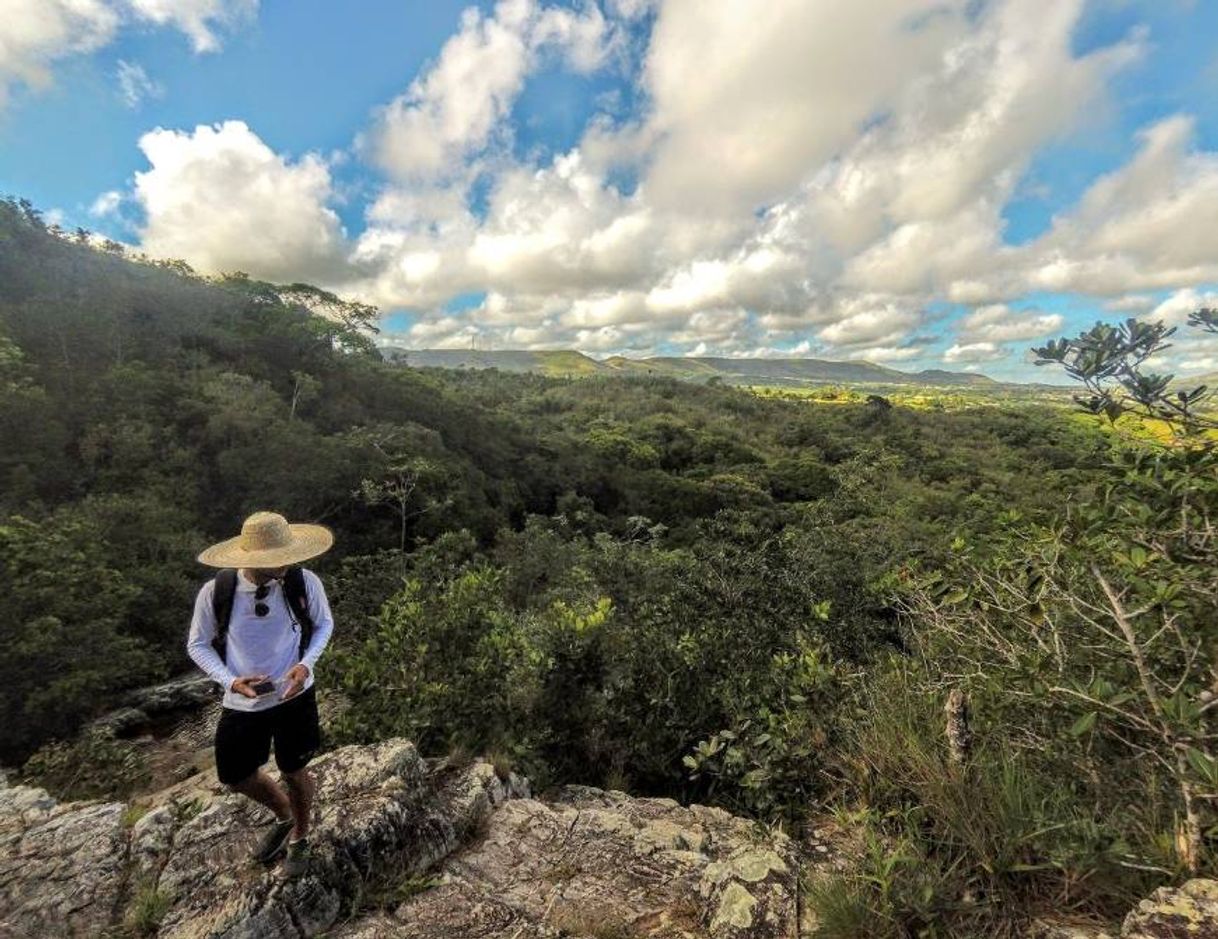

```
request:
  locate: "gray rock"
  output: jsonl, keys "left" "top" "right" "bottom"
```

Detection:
{"left": 91, "top": 706, "right": 151, "bottom": 737}
{"left": 1122, "top": 878, "right": 1218, "bottom": 938}
{"left": 151, "top": 740, "right": 524, "bottom": 939}
{"left": 0, "top": 784, "right": 128, "bottom": 938}
{"left": 0, "top": 739, "right": 523, "bottom": 939}
{"left": 331, "top": 783, "right": 802, "bottom": 938}
{"left": 122, "top": 673, "right": 217, "bottom": 714}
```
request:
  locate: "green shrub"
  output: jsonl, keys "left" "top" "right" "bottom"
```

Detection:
{"left": 21, "top": 727, "right": 150, "bottom": 802}
{"left": 811, "top": 666, "right": 1158, "bottom": 936}
{"left": 122, "top": 882, "right": 172, "bottom": 938}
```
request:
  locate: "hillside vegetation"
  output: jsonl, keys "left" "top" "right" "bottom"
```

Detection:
{"left": 388, "top": 346, "right": 1007, "bottom": 387}
{"left": 2, "top": 196, "right": 1216, "bottom": 936}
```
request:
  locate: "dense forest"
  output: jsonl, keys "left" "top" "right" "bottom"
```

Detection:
{"left": 2, "top": 196, "right": 1215, "bottom": 936}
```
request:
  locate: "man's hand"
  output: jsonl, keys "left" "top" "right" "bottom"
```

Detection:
{"left": 281, "top": 663, "right": 310, "bottom": 700}
{"left": 230, "top": 674, "right": 271, "bottom": 699}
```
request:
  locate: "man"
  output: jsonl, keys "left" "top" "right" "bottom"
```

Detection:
{"left": 186, "top": 511, "right": 335, "bottom": 878}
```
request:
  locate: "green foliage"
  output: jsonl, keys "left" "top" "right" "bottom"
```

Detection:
{"left": 328, "top": 512, "right": 902, "bottom": 801}
{"left": 810, "top": 667, "right": 1154, "bottom": 936}
{"left": 4, "top": 195, "right": 1173, "bottom": 937}
{"left": 0, "top": 511, "right": 156, "bottom": 758}
{"left": 810, "top": 312, "right": 1218, "bottom": 933}
{"left": 684, "top": 637, "right": 845, "bottom": 819}
{"left": 1033, "top": 314, "right": 1218, "bottom": 437}
{"left": 121, "top": 804, "right": 151, "bottom": 828}
{"left": 119, "top": 882, "right": 173, "bottom": 938}
{"left": 21, "top": 727, "right": 150, "bottom": 801}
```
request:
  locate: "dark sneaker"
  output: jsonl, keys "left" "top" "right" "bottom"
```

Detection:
{"left": 282, "top": 838, "right": 311, "bottom": 878}
{"left": 254, "top": 818, "right": 294, "bottom": 864}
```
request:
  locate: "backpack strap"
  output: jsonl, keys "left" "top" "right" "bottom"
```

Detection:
{"left": 282, "top": 565, "right": 315, "bottom": 663}
{"left": 210, "top": 568, "right": 238, "bottom": 664}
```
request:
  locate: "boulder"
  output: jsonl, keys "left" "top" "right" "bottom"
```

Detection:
{"left": 1122, "top": 879, "right": 1218, "bottom": 938}
{"left": 0, "top": 784, "right": 128, "bottom": 938}
{"left": 0, "top": 739, "right": 524, "bottom": 939}
{"left": 122, "top": 674, "right": 217, "bottom": 715}
{"left": 334, "top": 785, "right": 804, "bottom": 938}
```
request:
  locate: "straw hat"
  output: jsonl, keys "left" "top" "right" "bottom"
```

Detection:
{"left": 197, "top": 511, "right": 334, "bottom": 568}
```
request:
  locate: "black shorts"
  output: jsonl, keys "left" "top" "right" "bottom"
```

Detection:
{"left": 214, "top": 685, "right": 321, "bottom": 786}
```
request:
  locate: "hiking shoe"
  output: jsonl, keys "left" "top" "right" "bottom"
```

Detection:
{"left": 254, "top": 818, "right": 294, "bottom": 864}
{"left": 282, "top": 838, "right": 311, "bottom": 878}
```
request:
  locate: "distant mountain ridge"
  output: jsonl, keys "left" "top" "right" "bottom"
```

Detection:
{"left": 383, "top": 347, "right": 1004, "bottom": 387}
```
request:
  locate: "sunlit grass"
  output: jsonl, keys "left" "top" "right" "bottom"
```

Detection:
{"left": 744, "top": 383, "right": 1071, "bottom": 413}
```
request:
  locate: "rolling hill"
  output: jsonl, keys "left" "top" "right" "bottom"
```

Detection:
{"left": 383, "top": 347, "right": 1004, "bottom": 387}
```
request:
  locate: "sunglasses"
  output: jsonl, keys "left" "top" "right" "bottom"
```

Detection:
{"left": 253, "top": 579, "right": 280, "bottom": 617}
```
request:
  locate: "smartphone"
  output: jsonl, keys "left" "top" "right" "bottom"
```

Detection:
{"left": 251, "top": 679, "right": 276, "bottom": 696}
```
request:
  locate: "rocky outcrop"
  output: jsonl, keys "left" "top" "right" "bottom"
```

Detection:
{"left": 4, "top": 668, "right": 1216, "bottom": 939}
{"left": 1122, "top": 879, "right": 1218, "bottom": 938}
{"left": 91, "top": 674, "right": 217, "bottom": 739}
{"left": 0, "top": 783, "right": 129, "bottom": 938}
{"left": 338, "top": 785, "right": 805, "bottom": 938}
{"left": 0, "top": 739, "right": 525, "bottom": 939}
{"left": 0, "top": 738, "right": 808, "bottom": 939}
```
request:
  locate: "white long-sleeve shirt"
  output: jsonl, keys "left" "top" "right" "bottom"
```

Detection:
{"left": 186, "top": 568, "right": 334, "bottom": 712}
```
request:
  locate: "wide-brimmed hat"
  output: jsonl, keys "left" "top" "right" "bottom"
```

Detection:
{"left": 197, "top": 511, "right": 334, "bottom": 568}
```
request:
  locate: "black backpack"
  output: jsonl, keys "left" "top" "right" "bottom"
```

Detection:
{"left": 210, "top": 565, "right": 315, "bottom": 664}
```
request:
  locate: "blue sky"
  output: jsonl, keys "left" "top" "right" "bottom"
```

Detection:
{"left": 4, "top": 0, "right": 1218, "bottom": 380}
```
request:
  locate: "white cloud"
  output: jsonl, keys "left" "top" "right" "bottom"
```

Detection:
{"left": 534, "top": 2, "right": 616, "bottom": 73}
{"left": 133, "top": 121, "right": 346, "bottom": 282}
{"left": 1020, "top": 117, "right": 1218, "bottom": 294}
{"left": 341, "top": 0, "right": 1150, "bottom": 362}
{"left": 845, "top": 345, "right": 925, "bottom": 363}
{"left": 944, "top": 341, "right": 1007, "bottom": 364}
{"left": 90, "top": 189, "right": 123, "bottom": 217}
{"left": 955, "top": 305, "right": 1064, "bottom": 343}
{"left": 605, "top": 0, "right": 655, "bottom": 19}
{"left": 104, "top": 0, "right": 1214, "bottom": 372}
{"left": 1105, "top": 293, "right": 1158, "bottom": 312}
{"left": 125, "top": 0, "right": 257, "bottom": 54}
{"left": 0, "top": 0, "right": 119, "bottom": 104}
{"left": 115, "top": 59, "right": 162, "bottom": 107}
{"left": 366, "top": 0, "right": 617, "bottom": 181}
{"left": 816, "top": 297, "right": 924, "bottom": 352}
{"left": 637, "top": 0, "right": 968, "bottom": 217}
{"left": 0, "top": 0, "right": 255, "bottom": 107}
{"left": 1143, "top": 288, "right": 1218, "bottom": 328}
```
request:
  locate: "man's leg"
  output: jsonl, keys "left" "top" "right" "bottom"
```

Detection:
{"left": 273, "top": 686, "right": 322, "bottom": 842}
{"left": 216, "top": 708, "right": 289, "bottom": 821}
{"left": 231, "top": 768, "right": 292, "bottom": 822}
{"left": 282, "top": 767, "right": 314, "bottom": 840}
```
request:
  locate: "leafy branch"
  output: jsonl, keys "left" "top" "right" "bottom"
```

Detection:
{"left": 1032, "top": 312, "right": 1218, "bottom": 439}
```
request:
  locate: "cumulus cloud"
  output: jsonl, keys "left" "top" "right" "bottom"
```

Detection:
{"left": 104, "top": 0, "right": 1218, "bottom": 371}
{"left": 133, "top": 121, "right": 346, "bottom": 282}
{"left": 343, "top": 0, "right": 1143, "bottom": 361}
{"left": 938, "top": 304, "right": 1065, "bottom": 365}
{"left": 1105, "top": 294, "right": 1158, "bottom": 312}
{"left": 817, "top": 298, "right": 923, "bottom": 351}
{"left": 1017, "top": 117, "right": 1218, "bottom": 295}
{"left": 637, "top": 0, "right": 967, "bottom": 216}
{"left": 955, "top": 305, "right": 1064, "bottom": 343}
{"left": 366, "top": 0, "right": 617, "bottom": 181}
{"left": 1143, "top": 288, "right": 1218, "bottom": 328}
{"left": 1131, "top": 289, "right": 1218, "bottom": 377}
{"left": 0, "top": 0, "right": 255, "bottom": 106}
{"left": 0, "top": 0, "right": 120, "bottom": 104}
